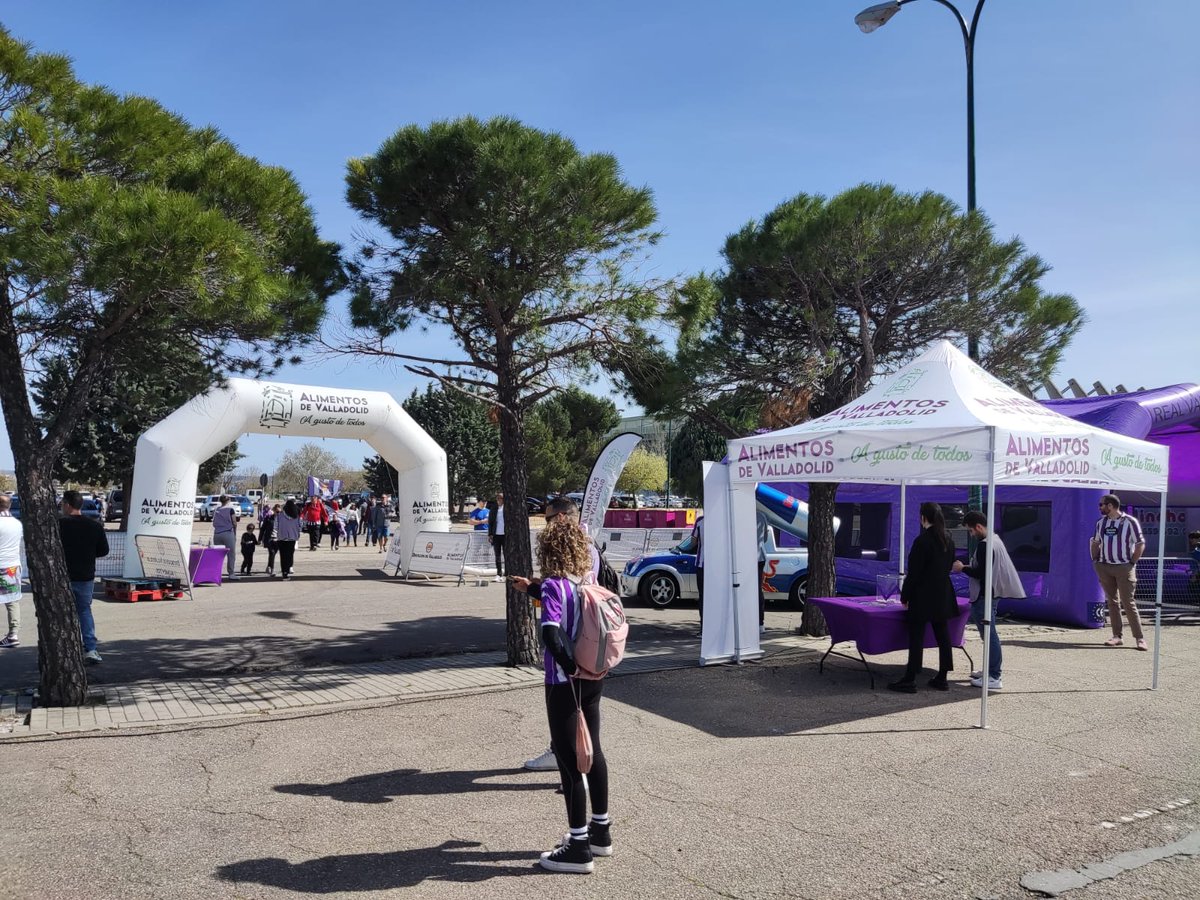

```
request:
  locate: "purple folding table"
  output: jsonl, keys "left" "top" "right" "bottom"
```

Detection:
{"left": 807, "top": 596, "right": 974, "bottom": 688}
{"left": 189, "top": 546, "right": 226, "bottom": 586}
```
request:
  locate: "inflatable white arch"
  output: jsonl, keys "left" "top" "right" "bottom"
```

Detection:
{"left": 124, "top": 378, "right": 450, "bottom": 577}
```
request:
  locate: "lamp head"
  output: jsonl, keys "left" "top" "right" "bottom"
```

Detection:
{"left": 855, "top": 1, "right": 902, "bottom": 33}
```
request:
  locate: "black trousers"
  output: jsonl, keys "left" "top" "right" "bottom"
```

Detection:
{"left": 240, "top": 550, "right": 254, "bottom": 574}
{"left": 277, "top": 540, "right": 296, "bottom": 575}
{"left": 545, "top": 680, "right": 608, "bottom": 829}
{"left": 696, "top": 565, "right": 704, "bottom": 622}
{"left": 903, "top": 615, "right": 953, "bottom": 680}
{"left": 307, "top": 523, "right": 321, "bottom": 549}
{"left": 266, "top": 541, "right": 278, "bottom": 571}
{"left": 492, "top": 534, "right": 505, "bottom": 576}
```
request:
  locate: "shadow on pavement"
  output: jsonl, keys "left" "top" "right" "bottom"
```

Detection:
{"left": 275, "top": 768, "right": 555, "bottom": 804}
{"left": 0, "top": 614, "right": 510, "bottom": 691}
{"left": 216, "top": 840, "right": 542, "bottom": 891}
{"left": 1002, "top": 639, "right": 1116, "bottom": 650}
{"left": 603, "top": 659, "right": 970, "bottom": 738}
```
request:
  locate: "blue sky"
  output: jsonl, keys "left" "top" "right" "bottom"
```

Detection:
{"left": 2, "top": 0, "right": 1197, "bottom": 476}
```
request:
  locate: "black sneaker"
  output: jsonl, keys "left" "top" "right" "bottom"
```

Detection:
{"left": 588, "top": 821, "right": 612, "bottom": 857}
{"left": 927, "top": 676, "right": 949, "bottom": 691}
{"left": 539, "top": 837, "right": 593, "bottom": 874}
{"left": 887, "top": 679, "right": 917, "bottom": 693}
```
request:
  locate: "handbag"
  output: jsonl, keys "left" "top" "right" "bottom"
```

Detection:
{"left": 572, "top": 680, "right": 593, "bottom": 774}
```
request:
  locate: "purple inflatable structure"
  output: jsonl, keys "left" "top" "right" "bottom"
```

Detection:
{"left": 773, "top": 383, "right": 1200, "bottom": 628}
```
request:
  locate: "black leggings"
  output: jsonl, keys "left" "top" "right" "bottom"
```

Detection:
{"left": 903, "top": 615, "right": 953, "bottom": 680}
{"left": 545, "top": 680, "right": 608, "bottom": 829}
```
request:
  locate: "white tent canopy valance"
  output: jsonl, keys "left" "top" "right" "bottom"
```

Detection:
{"left": 727, "top": 341, "right": 1168, "bottom": 492}
{"left": 706, "top": 342, "right": 1170, "bottom": 728}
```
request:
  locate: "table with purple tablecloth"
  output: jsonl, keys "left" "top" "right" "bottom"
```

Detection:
{"left": 807, "top": 596, "right": 974, "bottom": 687}
{"left": 189, "top": 546, "right": 226, "bottom": 586}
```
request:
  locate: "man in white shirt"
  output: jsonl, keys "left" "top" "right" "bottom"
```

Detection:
{"left": 0, "top": 495, "right": 24, "bottom": 647}
{"left": 488, "top": 492, "right": 506, "bottom": 582}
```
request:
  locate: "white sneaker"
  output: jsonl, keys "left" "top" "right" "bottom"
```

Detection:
{"left": 524, "top": 747, "right": 558, "bottom": 771}
{"left": 970, "top": 670, "right": 983, "bottom": 680}
{"left": 970, "top": 674, "right": 1002, "bottom": 690}
{"left": 494, "top": 576, "right": 504, "bottom": 583}
{"left": 84, "top": 650, "right": 102, "bottom": 664}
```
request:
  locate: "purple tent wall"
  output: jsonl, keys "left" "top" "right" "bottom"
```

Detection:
{"left": 775, "top": 482, "right": 1106, "bottom": 628}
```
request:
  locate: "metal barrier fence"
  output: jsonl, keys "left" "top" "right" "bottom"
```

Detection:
{"left": 1135, "top": 557, "right": 1199, "bottom": 610}
{"left": 643, "top": 528, "right": 692, "bottom": 556}
{"left": 18, "top": 529, "right": 131, "bottom": 579}
{"left": 96, "top": 530, "right": 129, "bottom": 578}
{"left": 597, "top": 527, "right": 693, "bottom": 568}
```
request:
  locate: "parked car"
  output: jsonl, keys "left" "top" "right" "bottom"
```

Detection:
{"left": 526, "top": 496, "right": 546, "bottom": 514}
{"left": 621, "top": 526, "right": 812, "bottom": 609}
{"left": 7, "top": 495, "right": 20, "bottom": 520}
{"left": 194, "top": 496, "right": 221, "bottom": 522}
{"left": 233, "top": 495, "right": 254, "bottom": 517}
{"left": 104, "top": 489, "right": 124, "bottom": 522}
{"left": 81, "top": 498, "right": 103, "bottom": 522}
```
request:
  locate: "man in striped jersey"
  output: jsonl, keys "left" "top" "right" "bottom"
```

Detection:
{"left": 1090, "top": 494, "right": 1147, "bottom": 650}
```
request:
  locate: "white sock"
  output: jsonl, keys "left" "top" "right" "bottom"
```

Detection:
{"left": 591, "top": 813, "right": 610, "bottom": 826}
{"left": 569, "top": 826, "right": 588, "bottom": 843}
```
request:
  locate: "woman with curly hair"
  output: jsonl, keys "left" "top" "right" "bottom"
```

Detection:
{"left": 535, "top": 513, "right": 611, "bottom": 874}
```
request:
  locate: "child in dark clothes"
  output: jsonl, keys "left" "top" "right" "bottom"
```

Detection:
{"left": 240, "top": 523, "right": 259, "bottom": 575}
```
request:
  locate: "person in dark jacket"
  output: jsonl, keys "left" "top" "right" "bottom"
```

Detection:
{"left": 260, "top": 505, "right": 279, "bottom": 575}
{"left": 889, "top": 501, "right": 958, "bottom": 693}
{"left": 59, "top": 490, "right": 109, "bottom": 664}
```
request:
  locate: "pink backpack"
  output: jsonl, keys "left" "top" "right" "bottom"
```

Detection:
{"left": 568, "top": 578, "right": 629, "bottom": 680}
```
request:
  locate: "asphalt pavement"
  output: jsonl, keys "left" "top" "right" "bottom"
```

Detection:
{"left": 1, "top": 612, "right": 1198, "bottom": 899}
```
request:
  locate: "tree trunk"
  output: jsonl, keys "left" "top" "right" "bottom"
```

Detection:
{"left": 799, "top": 481, "right": 839, "bottom": 637}
{"left": 495, "top": 374, "right": 538, "bottom": 666}
{"left": 0, "top": 293, "right": 88, "bottom": 706}
{"left": 119, "top": 466, "right": 134, "bottom": 532}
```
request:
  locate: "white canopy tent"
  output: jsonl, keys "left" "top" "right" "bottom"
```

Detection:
{"left": 707, "top": 341, "right": 1170, "bottom": 727}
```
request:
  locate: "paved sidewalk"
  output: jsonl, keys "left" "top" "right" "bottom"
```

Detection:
{"left": 0, "top": 629, "right": 830, "bottom": 739}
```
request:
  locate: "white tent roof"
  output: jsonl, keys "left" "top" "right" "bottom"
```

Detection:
{"left": 727, "top": 341, "right": 1169, "bottom": 491}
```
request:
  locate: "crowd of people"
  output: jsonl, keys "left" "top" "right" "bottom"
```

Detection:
{"left": 199, "top": 493, "right": 399, "bottom": 580}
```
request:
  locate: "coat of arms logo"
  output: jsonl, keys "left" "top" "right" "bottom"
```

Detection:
{"left": 883, "top": 368, "right": 927, "bottom": 397}
{"left": 259, "top": 385, "right": 294, "bottom": 430}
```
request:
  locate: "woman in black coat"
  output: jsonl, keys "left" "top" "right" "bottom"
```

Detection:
{"left": 889, "top": 501, "right": 959, "bottom": 693}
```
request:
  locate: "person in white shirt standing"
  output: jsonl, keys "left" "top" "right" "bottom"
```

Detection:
{"left": 488, "top": 492, "right": 506, "bottom": 582}
{"left": 0, "top": 495, "right": 24, "bottom": 647}
{"left": 1091, "top": 493, "right": 1147, "bottom": 650}
{"left": 211, "top": 495, "right": 240, "bottom": 580}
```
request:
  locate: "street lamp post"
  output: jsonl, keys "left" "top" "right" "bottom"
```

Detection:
{"left": 855, "top": 0, "right": 988, "bottom": 360}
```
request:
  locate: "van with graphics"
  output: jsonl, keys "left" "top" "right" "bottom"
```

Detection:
{"left": 620, "top": 485, "right": 839, "bottom": 609}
